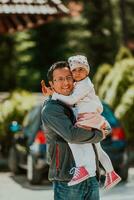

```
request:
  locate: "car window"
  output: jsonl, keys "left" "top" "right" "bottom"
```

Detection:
{"left": 23, "top": 105, "right": 42, "bottom": 138}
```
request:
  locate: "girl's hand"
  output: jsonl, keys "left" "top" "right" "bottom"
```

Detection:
{"left": 41, "top": 80, "right": 54, "bottom": 96}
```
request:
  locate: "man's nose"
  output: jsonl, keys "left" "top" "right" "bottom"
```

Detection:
{"left": 64, "top": 79, "right": 70, "bottom": 84}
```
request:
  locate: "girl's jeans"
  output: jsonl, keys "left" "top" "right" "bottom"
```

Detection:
{"left": 53, "top": 176, "right": 100, "bottom": 200}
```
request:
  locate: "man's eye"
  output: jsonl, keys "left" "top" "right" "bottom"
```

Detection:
{"left": 67, "top": 76, "right": 73, "bottom": 80}
{"left": 58, "top": 78, "right": 63, "bottom": 81}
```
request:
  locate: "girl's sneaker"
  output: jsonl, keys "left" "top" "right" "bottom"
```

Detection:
{"left": 104, "top": 171, "right": 121, "bottom": 190}
{"left": 68, "top": 166, "right": 90, "bottom": 186}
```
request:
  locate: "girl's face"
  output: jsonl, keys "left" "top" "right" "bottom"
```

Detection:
{"left": 71, "top": 66, "right": 88, "bottom": 82}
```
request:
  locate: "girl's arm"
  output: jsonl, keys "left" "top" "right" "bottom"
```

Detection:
{"left": 53, "top": 79, "right": 90, "bottom": 105}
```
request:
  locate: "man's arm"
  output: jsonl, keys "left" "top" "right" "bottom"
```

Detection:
{"left": 42, "top": 102, "right": 104, "bottom": 144}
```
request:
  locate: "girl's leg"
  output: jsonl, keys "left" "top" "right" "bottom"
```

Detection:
{"left": 95, "top": 142, "right": 114, "bottom": 172}
{"left": 95, "top": 143, "right": 121, "bottom": 189}
{"left": 68, "top": 143, "right": 96, "bottom": 173}
{"left": 68, "top": 143, "right": 96, "bottom": 186}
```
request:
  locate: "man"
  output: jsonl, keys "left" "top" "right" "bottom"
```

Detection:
{"left": 41, "top": 61, "right": 107, "bottom": 200}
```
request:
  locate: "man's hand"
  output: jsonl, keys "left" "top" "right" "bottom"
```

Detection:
{"left": 41, "top": 80, "right": 53, "bottom": 96}
{"left": 100, "top": 121, "right": 111, "bottom": 140}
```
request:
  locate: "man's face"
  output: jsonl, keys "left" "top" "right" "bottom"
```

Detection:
{"left": 49, "top": 67, "right": 74, "bottom": 96}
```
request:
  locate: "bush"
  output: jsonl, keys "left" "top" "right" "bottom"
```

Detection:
{"left": 93, "top": 47, "right": 134, "bottom": 140}
{"left": 93, "top": 63, "right": 112, "bottom": 94}
{"left": 115, "top": 46, "right": 133, "bottom": 62}
{"left": 99, "top": 58, "right": 134, "bottom": 109}
{"left": 0, "top": 90, "right": 36, "bottom": 139}
{"left": 115, "top": 85, "right": 134, "bottom": 141}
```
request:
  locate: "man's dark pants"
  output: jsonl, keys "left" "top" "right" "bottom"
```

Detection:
{"left": 53, "top": 176, "right": 100, "bottom": 200}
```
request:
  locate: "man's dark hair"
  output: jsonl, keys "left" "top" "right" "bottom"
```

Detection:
{"left": 47, "top": 61, "right": 70, "bottom": 82}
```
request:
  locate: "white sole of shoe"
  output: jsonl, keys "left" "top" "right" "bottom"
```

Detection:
{"left": 68, "top": 174, "right": 90, "bottom": 186}
{"left": 104, "top": 177, "right": 122, "bottom": 190}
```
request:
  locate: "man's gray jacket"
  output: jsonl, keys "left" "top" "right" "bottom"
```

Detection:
{"left": 41, "top": 99, "right": 103, "bottom": 182}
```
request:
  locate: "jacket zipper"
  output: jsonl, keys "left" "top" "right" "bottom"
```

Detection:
{"left": 56, "top": 144, "right": 60, "bottom": 171}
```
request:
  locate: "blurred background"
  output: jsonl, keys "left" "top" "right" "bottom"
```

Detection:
{"left": 0, "top": 0, "right": 134, "bottom": 182}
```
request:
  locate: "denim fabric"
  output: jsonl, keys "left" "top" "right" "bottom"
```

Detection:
{"left": 53, "top": 176, "right": 100, "bottom": 200}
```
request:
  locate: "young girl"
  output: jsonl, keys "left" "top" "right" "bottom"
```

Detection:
{"left": 41, "top": 55, "right": 121, "bottom": 189}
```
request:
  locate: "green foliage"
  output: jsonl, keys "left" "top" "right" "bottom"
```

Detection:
{"left": 115, "top": 46, "right": 133, "bottom": 62}
{"left": 93, "top": 47, "right": 134, "bottom": 140}
{"left": 0, "top": 31, "right": 38, "bottom": 91}
{"left": 93, "top": 63, "right": 112, "bottom": 94}
{"left": 82, "top": 0, "right": 119, "bottom": 69}
{"left": 13, "top": 31, "right": 39, "bottom": 90}
{"left": 99, "top": 58, "right": 134, "bottom": 109}
{"left": 115, "top": 85, "right": 134, "bottom": 140}
{"left": 0, "top": 90, "right": 36, "bottom": 138}
{"left": 124, "top": 0, "right": 134, "bottom": 40}
{"left": 0, "top": 0, "right": 133, "bottom": 92}
{"left": 33, "top": 16, "right": 92, "bottom": 86}
{"left": 0, "top": 35, "right": 17, "bottom": 91}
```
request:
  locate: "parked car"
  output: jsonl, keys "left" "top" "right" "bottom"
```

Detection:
{"left": 101, "top": 101, "right": 129, "bottom": 182}
{"left": 8, "top": 105, "right": 48, "bottom": 184}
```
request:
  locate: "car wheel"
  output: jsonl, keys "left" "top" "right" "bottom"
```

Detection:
{"left": 117, "top": 152, "right": 129, "bottom": 182}
{"left": 8, "top": 147, "right": 21, "bottom": 174}
{"left": 27, "top": 154, "right": 42, "bottom": 184}
{"left": 117, "top": 164, "right": 129, "bottom": 182}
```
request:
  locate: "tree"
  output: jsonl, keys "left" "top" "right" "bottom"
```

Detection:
{"left": 119, "top": 0, "right": 134, "bottom": 46}
{"left": 0, "top": 35, "right": 16, "bottom": 91}
{"left": 33, "top": 16, "right": 91, "bottom": 87}
{"left": 82, "top": 0, "right": 119, "bottom": 74}
{"left": 1, "top": 0, "right": 133, "bottom": 91}
{"left": 13, "top": 31, "right": 37, "bottom": 91}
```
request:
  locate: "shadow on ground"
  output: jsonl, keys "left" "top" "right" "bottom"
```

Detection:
{"left": 10, "top": 173, "right": 52, "bottom": 190}
{"left": 0, "top": 156, "right": 52, "bottom": 191}
{"left": 0, "top": 157, "right": 9, "bottom": 172}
